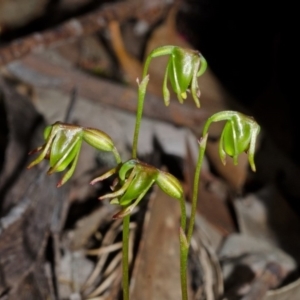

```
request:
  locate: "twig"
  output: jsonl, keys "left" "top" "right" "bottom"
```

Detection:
{"left": 83, "top": 219, "right": 122, "bottom": 292}
{"left": 86, "top": 242, "right": 122, "bottom": 256}
{"left": 0, "top": 0, "right": 172, "bottom": 66}
{"left": 241, "top": 262, "right": 285, "bottom": 300}
{"left": 88, "top": 269, "right": 120, "bottom": 298}
{"left": 8, "top": 54, "right": 210, "bottom": 129}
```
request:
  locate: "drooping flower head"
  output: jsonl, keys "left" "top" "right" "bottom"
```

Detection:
{"left": 143, "top": 45, "right": 207, "bottom": 107}
{"left": 91, "top": 159, "right": 184, "bottom": 219}
{"left": 202, "top": 111, "right": 260, "bottom": 171}
{"left": 28, "top": 122, "right": 120, "bottom": 187}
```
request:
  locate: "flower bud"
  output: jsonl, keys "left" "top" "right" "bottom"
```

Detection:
{"left": 156, "top": 170, "right": 183, "bottom": 200}
{"left": 83, "top": 128, "right": 115, "bottom": 152}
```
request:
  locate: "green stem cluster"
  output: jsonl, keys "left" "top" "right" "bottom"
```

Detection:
{"left": 123, "top": 46, "right": 259, "bottom": 300}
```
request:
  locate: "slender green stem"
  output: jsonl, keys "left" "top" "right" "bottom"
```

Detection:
{"left": 132, "top": 47, "right": 173, "bottom": 157}
{"left": 122, "top": 214, "right": 130, "bottom": 300}
{"left": 180, "top": 229, "right": 189, "bottom": 300}
{"left": 180, "top": 197, "right": 187, "bottom": 232}
{"left": 132, "top": 75, "right": 149, "bottom": 158}
{"left": 187, "top": 134, "right": 208, "bottom": 245}
{"left": 180, "top": 135, "right": 208, "bottom": 300}
{"left": 142, "top": 55, "right": 152, "bottom": 79}
{"left": 179, "top": 197, "right": 188, "bottom": 300}
{"left": 142, "top": 46, "right": 175, "bottom": 80}
{"left": 112, "top": 147, "right": 122, "bottom": 164}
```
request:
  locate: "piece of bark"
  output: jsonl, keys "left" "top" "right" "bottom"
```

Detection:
{"left": 6, "top": 262, "right": 55, "bottom": 300}
{"left": 0, "top": 79, "right": 42, "bottom": 196}
{"left": 242, "top": 263, "right": 285, "bottom": 300}
{"left": 0, "top": 0, "right": 172, "bottom": 66}
{"left": 7, "top": 54, "right": 210, "bottom": 129}
{"left": 0, "top": 78, "right": 67, "bottom": 298}
{"left": 234, "top": 186, "right": 300, "bottom": 263}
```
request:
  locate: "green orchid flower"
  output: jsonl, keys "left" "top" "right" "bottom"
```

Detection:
{"left": 27, "top": 122, "right": 120, "bottom": 187}
{"left": 90, "top": 159, "right": 184, "bottom": 219}
{"left": 203, "top": 111, "right": 261, "bottom": 171}
{"left": 143, "top": 45, "right": 207, "bottom": 107}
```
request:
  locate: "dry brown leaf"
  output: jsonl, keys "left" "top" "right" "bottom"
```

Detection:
{"left": 234, "top": 186, "right": 300, "bottom": 262}
{"left": 219, "top": 234, "right": 296, "bottom": 299}
{"left": 0, "top": 0, "right": 48, "bottom": 29}
{"left": 130, "top": 186, "right": 186, "bottom": 299}
{"left": 265, "top": 278, "right": 300, "bottom": 300}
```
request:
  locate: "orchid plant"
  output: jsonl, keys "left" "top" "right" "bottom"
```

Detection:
{"left": 28, "top": 45, "right": 260, "bottom": 300}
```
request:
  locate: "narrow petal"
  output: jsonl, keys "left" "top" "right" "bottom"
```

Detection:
{"left": 28, "top": 146, "right": 43, "bottom": 156}
{"left": 218, "top": 130, "right": 227, "bottom": 166}
{"left": 56, "top": 145, "right": 81, "bottom": 187}
{"left": 190, "top": 58, "right": 201, "bottom": 108}
{"left": 90, "top": 167, "right": 118, "bottom": 185}
{"left": 27, "top": 125, "right": 60, "bottom": 169}
{"left": 248, "top": 123, "right": 260, "bottom": 172}
{"left": 197, "top": 55, "right": 208, "bottom": 77}
{"left": 162, "top": 60, "right": 171, "bottom": 106}
{"left": 170, "top": 55, "right": 184, "bottom": 104}
{"left": 99, "top": 167, "right": 136, "bottom": 200}
{"left": 112, "top": 183, "right": 152, "bottom": 219}
{"left": 47, "top": 135, "right": 82, "bottom": 174}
